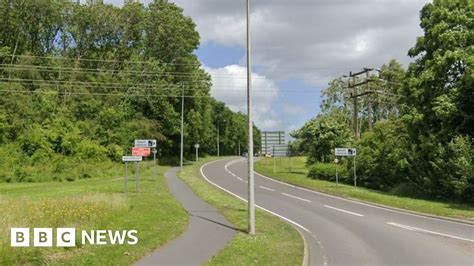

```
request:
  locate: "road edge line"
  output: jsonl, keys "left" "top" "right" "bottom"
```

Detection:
{"left": 200, "top": 158, "right": 321, "bottom": 266}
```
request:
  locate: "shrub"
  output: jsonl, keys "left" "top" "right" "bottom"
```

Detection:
{"left": 308, "top": 162, "right": 349, "bottom": 182}
{"left": 355, "top": 120, "right": 410, "bottom": 191}
{"left": 75, "top": 140, "right": 108, "bottom": 161}
{"left": 107, "top": 144, "right": 124, "bottom": 161}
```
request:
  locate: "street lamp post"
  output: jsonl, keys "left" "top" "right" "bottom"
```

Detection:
{"left": 246, "top": 0, "right": 255, "bottom": 235}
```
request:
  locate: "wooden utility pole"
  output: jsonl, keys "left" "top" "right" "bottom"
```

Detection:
{"left": 349, "top": 68, "right": 376, "bottom": 139}
{"left": 366, "top": 71, "right": 372, "bottom": 131}
{"left": 349, "top": 72, "right": 359, "bottom": 140}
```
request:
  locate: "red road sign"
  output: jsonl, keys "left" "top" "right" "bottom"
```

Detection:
{"left": 132, "top": 147, "right": 151, "bottom": 157}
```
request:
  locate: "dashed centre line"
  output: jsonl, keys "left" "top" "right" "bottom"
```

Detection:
{"left": 259, "top": 186, "right": 275, "bottom": 192}
{"left": 282, "top": 192, "right": 311, "bottom": 203}
{"left": 387, "top": 222, "right": 474, "bottom": 243}
{"left": 324, "top": 205, "right": 364, "bottom": 217}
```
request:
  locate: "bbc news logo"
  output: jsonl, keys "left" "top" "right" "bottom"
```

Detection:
{"left": 11, "top": 228, "right": 138, "bottom": 247}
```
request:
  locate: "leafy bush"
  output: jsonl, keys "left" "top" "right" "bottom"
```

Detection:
{"left": 107, "top": 144, "right": 124, "bottom": 161}
{"left": 308, "top": 162, "right": 349, "bottom": 182}
{"left": 411, "top": 135, "right": 474, "bottom": 201}
{"left": 355, "top": 120, "right": 410, "bottom": 191}
{"left": 75, "top": 140, "right": 108, "bottom": 161}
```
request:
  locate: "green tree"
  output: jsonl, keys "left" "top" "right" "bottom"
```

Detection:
{"left": 405, "top": 0, "right": 473, "bottom": 138}
{"left": 394, "top": 0, "right": 474, "bottom": 201}
{"left": 356, "top": 120, "right": 410, "bottom": 191}
{"left": 291, "top": 113, "right": 353, "bottom": 164}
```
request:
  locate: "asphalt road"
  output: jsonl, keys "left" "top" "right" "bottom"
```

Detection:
{"left": 201, "top": 158, "right": 474, "bottom": 266}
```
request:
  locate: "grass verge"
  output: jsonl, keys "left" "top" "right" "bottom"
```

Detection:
{"left": 0, "top": 161, "right": 188, "bottom": 265}
{"left": 255, "top": 156, "right": 474, "bottom": 222}
{"left": 178, "top": 157, "right": 304, "bottom": 265}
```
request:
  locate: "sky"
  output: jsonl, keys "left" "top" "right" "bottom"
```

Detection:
{"left": 106, "top": 0, "right": 431, "bottom": 134}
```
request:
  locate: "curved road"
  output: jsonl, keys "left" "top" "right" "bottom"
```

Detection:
{"left": 201, "top": 158, "right": 474, "bottom": 265}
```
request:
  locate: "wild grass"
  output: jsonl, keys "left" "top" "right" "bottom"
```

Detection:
{"left": 0, "top": 161, "right": 189, "bottom": 265}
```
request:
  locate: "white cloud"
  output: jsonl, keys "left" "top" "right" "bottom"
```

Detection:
{"left": 104, "top": 0, "right": 431, "bottom": 132}
{"left": 282, "top": 104, "right": 306, "bottom": 116}
{"left": 172, "top": 0, "right": 430, "bottom": 86}
{"left": 204, "top": 64, "right": 282, "bottom": 130}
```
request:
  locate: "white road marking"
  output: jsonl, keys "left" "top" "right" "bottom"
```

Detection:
{"left": 200, "top": 159, "right": 328, "bottom": 266}
{"left": 239, "top": 161, "right": 474, "bottom": 227}
{"left": 237, "top": 177, "right": 243, "bottom": 181}
{"left": 282, "top": 193, "right": 311, "bottom": 203}
{"left": 259, "top": 186, "right": 275, "bottom": 192}
{"left": 324, "top": 205, "right": 364, "bottom": 217}
{"left": 387, "top": 222, "right": 474, "bottom": 243}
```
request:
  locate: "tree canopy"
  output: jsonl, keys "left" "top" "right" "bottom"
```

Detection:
{"left": 0, "top": 0, "right": 257, "bottom": 182}
{"left": 292, "top": 0, "right": 473, "bottom": 203}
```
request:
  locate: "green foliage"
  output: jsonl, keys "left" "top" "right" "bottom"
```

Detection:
{"left": 308, "top": 162, "right": 349, "bottom": 182}
{"left": 75, "top": 140, "right": 108, "bottom": 161}
{"left": 355, "top": 120, "right": 410, "bottom": 191}
{"left": 291, "top": 113, "right": 353, "bottom": 164}
{"left": 0, "top": 0, "right": 255, "bottom": 182}
{"left": 401, "top": 0, "right": 473, "bottom": 202}
{"left": 405, "top": 0, "right": 473, "bottom": 138}
{"left": 292, "top": 0, "right": 473, "bottom": 204}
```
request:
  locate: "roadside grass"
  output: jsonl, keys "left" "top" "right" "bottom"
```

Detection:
{"left": 255, "top": 156, "right": 474, "bottom": 222}
{"left": 0, "top": 161, "right": 189, "bottom": 265}
{"left": 179, "top": 157, "right": 304, "bottom": 265}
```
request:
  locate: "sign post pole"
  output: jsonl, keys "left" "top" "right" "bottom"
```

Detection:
{"left": 153, "top": 148, "right": 157, "bottom": 179}
{"left": 273, "top": 146, "right": 276, "bottom": 173}
{"left": 135, "top": 161, "right": 139, "bottom": 192}
{"left": 123, "top": 156, "right": 142, "bottom": 193}
{"left": 335, "top": 148, "right": 357, "bottom": 187}
{"left": 125, "top": 162, "right": 128, "bottom": 195}
{"left": 289, "top": 155, "right": 292, "bottom": 173}
{"left": 335, "top": 158, "right": 339, "bottom": 187}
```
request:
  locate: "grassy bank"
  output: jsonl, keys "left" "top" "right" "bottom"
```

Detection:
{"left": 179, "top": 157, "right": 304, "bottom": 265}
{"left": 255, "top": 156, "right": 474, "bottom": 222}
{"left": 0, "top": 161, "right": 189, "bottom": 265}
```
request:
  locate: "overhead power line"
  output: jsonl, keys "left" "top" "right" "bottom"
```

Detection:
{"left": 0, "top": 89, "right": 214, "bottom": 98}
{"left": 3, "top": 54, "right": 367, "bottom": 71}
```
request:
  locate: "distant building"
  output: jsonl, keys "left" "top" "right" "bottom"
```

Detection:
{"left": 261, "top": 131, "right": 288, "bottom": 157}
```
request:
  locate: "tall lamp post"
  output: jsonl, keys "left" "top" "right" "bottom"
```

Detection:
{"left": 246, "top": 0, "right": 255, "bottom": 235}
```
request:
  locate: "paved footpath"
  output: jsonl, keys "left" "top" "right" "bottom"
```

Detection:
{"left": 136, "top": 167, "right": 236, "bottom": 266}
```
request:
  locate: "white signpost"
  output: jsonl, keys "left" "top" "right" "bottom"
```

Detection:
{"left": 335, "top": 148, "right": 357, "bottom": 187}
{"left": 134, "top": 139, "right": 158, "bottom": 181}
{"left": 122, "top": 156, "right": 142, "bottom": 194}
{"left": 122, "top": 156, "right": 143, "bottom": 162}
{"left": 134, "top": 139, "right": 157, "bottom": 148}
{"left": 335, "top": 148, "right": 357, "bottom": 156}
